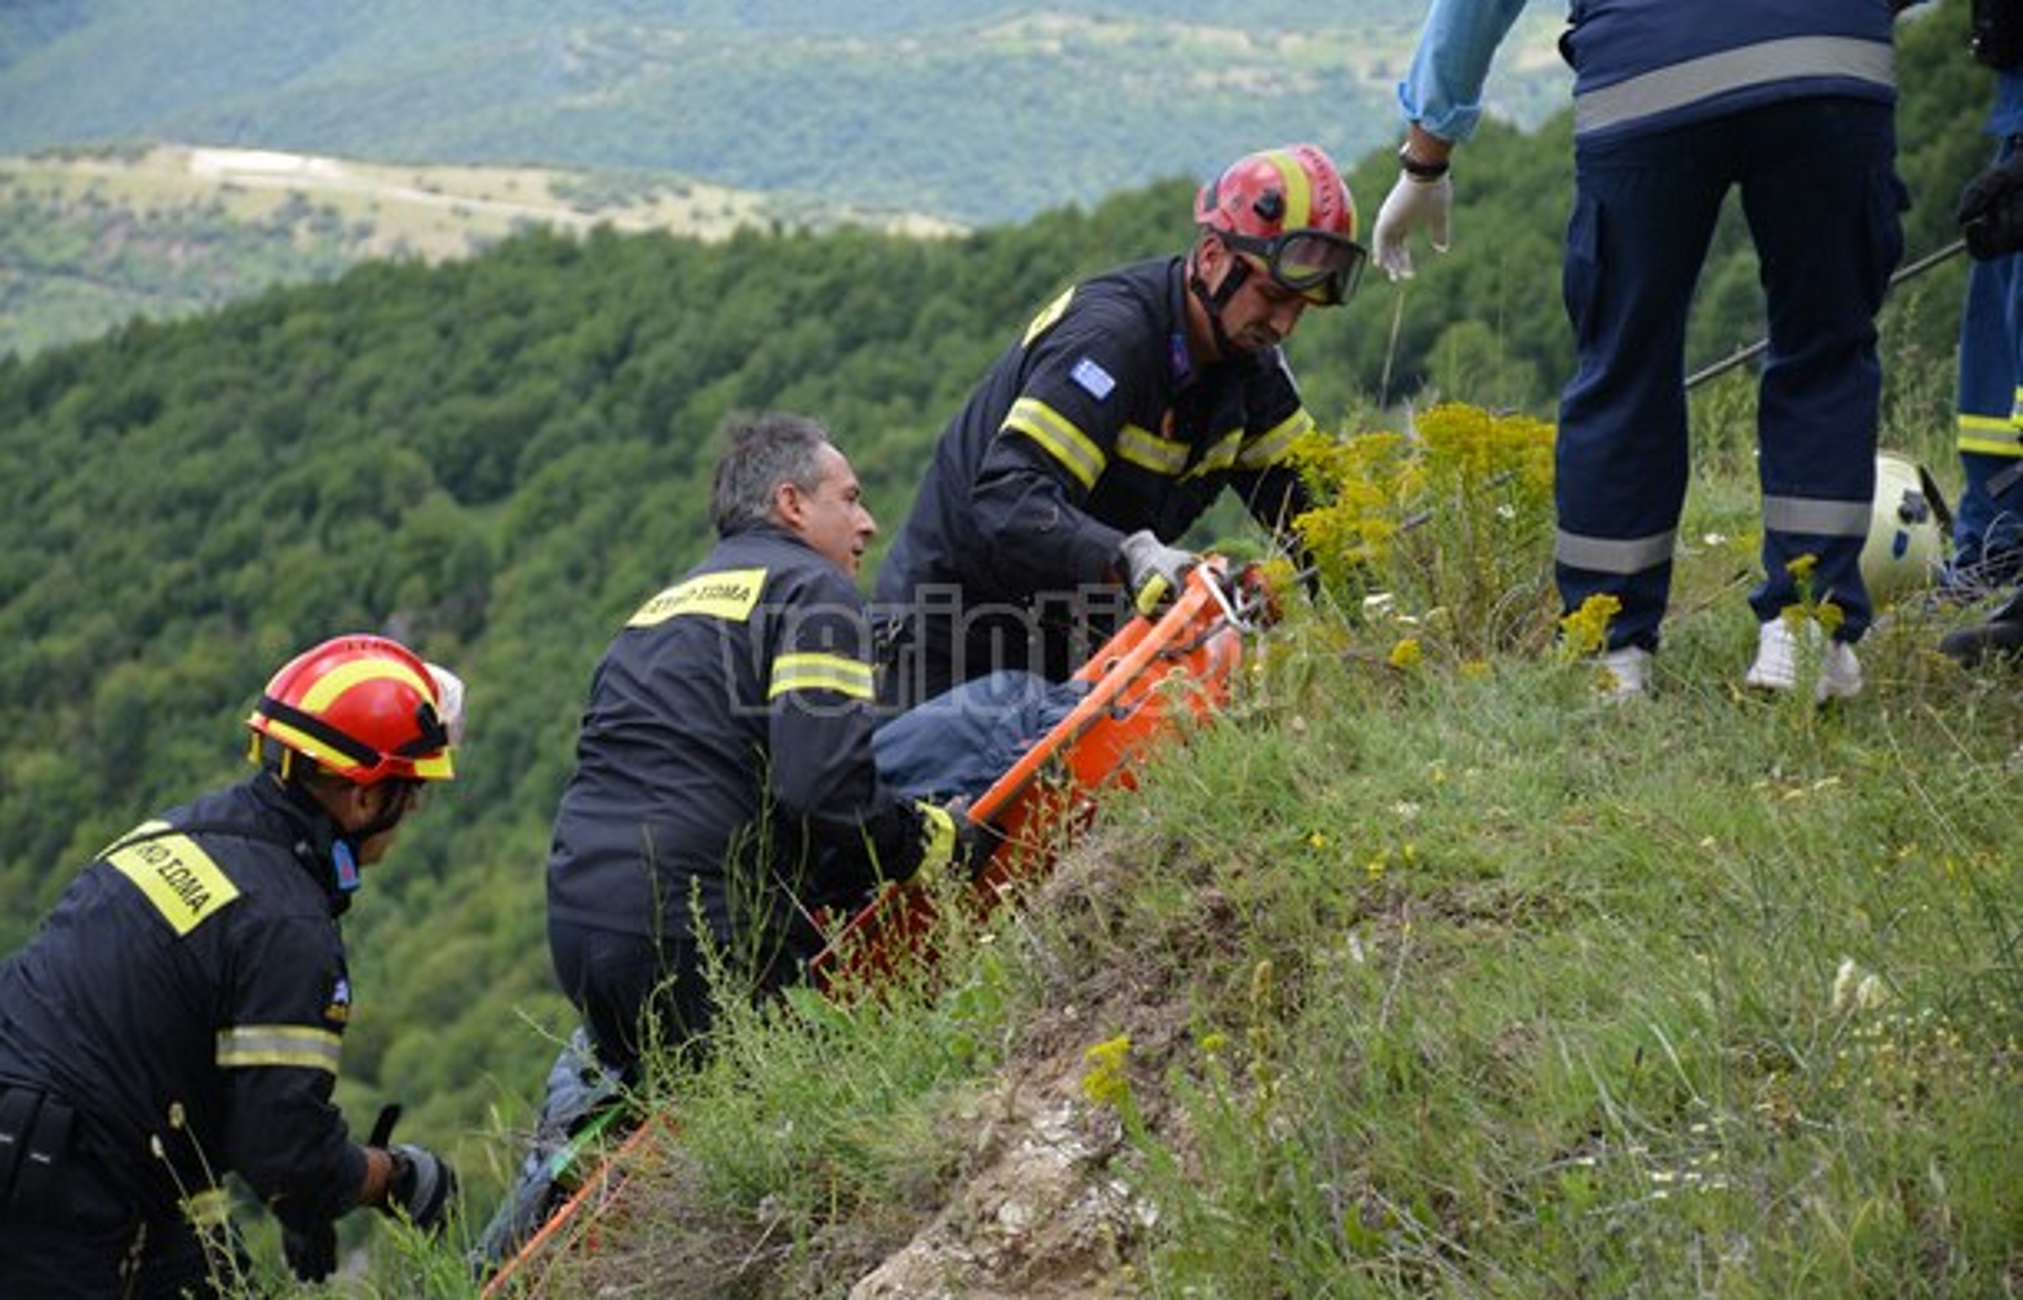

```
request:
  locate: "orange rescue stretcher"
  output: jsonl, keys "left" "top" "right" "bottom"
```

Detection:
{"left": 483, "top": 558, "right": 1277, "bottom": 1296}
{"left": 810, "top": 555, "right": 1273, "bottom": 995}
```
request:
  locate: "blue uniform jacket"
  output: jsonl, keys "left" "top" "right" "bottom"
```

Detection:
{"left": 873, "top": 256, "right": 1314, "bottom": 611}
{"left": 1400, "top": 0, "right": 1898, "bottom": 145}
{"left": 0, "top": 777, "right": 369, "bottom": 1235}
{"left": 547, "top": 524, "right": 927, "bottom": 952}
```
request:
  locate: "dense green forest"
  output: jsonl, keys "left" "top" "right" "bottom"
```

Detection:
{"left": 0, "top": 1, "right": 1573, "bottom": 358}
{"left": 0, "top": 0, "right": 1997, "bottom": 1213}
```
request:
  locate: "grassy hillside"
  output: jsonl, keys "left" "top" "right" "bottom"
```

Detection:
{"left": 0, "top": 6, "right": 2009, "bottom": 1291}
{"left": 515, "top": 604, "right": 2019, "bottom": 1297}
{"left": 0, "top": 143, "right": 958, "bottom": 357}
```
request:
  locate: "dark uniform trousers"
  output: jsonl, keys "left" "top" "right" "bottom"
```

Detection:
{"left": 0, "top": 1083, "right": 224, "bottom": 1299}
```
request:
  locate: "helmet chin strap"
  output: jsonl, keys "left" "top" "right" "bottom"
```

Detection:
{"left": 1189, "top": 252, "right": 1252, "bottom": 360}
{"left": 331, "top": 783, "right": 413, "bottom": 892}
{"left": 349, "top": 785, "right": 411, "bottom": 845}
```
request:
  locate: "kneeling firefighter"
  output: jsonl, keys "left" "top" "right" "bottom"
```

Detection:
{"left": 0, "top": 634, "right": 462, "bottom": 1294}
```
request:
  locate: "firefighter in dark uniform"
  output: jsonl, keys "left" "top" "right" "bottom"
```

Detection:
{"left": 1942, "top": 3, "right": 2023, "bottom": 666}
{"left": 475, "top": 413, "right": 971, "bottom": 1269}
{"left": 0, "top": 633, "right": 461, "bottom": 1296}
{"left": 873, "top": 142, "right": 1366, "bottom": 711}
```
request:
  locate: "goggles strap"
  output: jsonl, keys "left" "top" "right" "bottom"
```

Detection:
{"left": 256, "top": 695, "right": 381, "bottom": 772}
{"left": 395, "top": 702, "right": 450, "bottom": 759}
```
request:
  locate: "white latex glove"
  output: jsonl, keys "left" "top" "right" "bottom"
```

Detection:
{"left": 1371, "top": 171, "right": 1454, "bottom": 282}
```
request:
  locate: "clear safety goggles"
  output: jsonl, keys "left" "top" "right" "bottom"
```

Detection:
{"left": 1221, "top": 228, "right": 1368, "bottom": 307}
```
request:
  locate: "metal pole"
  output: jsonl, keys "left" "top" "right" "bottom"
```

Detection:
{"left": 1683, "top": 237, "right": 1970, "bottom": 392}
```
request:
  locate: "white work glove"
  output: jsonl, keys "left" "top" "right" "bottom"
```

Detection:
{"left": 1118, "top": 530, "right": 1197, "bottom": 617}
{"left": 1371, "top": 171, "right": 1454, "bottom": 282}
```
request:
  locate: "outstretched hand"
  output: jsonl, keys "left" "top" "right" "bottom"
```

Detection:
{"left": 1371, "top": 172, "right": 1453, "bottom": 281}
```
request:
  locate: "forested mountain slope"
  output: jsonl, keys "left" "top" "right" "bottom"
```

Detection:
{"left": 0, "top": 0, "right": 1575, "bottom": 228}
{"left": 0, "top": 5, "right": 2004, "bottom": 1282}
{"left": 0, "top": 0, "right": 1574, "bottom": 357}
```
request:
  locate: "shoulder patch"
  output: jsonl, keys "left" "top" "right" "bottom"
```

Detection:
{"left": 324, "top": 976, "right": 352, "bottom": 1027}
{"left": 1071, "top": 356, "right": 1116, "bottom": 402}
{"left": 103, "top": 821, "right": 241, "bottom": 937}
{"left": 628, "top": 567, "right": 768, "bottom": 627}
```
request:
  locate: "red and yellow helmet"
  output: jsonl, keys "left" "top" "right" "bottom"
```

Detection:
{"left": 247, "top": 634, "right": 456, "bottom": 786}
{"left": 1194, "top": 143, "right": 1366, "bottom": 306}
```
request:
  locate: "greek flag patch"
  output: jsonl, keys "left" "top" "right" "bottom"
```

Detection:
{"left": 1070, "top": 356, "right": 1116, "bottom": 401}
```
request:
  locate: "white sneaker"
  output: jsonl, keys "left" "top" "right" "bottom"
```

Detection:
{"left": 1595, "top": 646, "right": 1652, "bottom": 699}
{"left": 1744, "top": 618, "right": 1862, "bottom": 701}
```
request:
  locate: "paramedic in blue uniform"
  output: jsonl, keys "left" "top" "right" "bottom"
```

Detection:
{"left": 873, "top": 143, "right": 1366, "bottom": 711}
{"left": 1371, "top": 0, "right": 1911, "bottom": 699}
{"left": 0, "top": 634, "right": 461, "bottom": 1295}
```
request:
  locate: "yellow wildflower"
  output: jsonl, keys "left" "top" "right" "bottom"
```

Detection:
{"left": 1558, "top": 594, "right": 1622, "bottom": 658}
{"left": 1081, "top": 1034, "right": 1134, "bottom": 1109}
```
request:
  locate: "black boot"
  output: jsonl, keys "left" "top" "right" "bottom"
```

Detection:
{"left": 1940, "top": 587, "right": 2023, "bottom": 666}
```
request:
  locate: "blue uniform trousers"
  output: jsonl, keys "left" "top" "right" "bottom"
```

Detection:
{"left": 1953, "top": 135, "right": 2023, "bottom": 585}
{"left": 1554, "top": 97, "right": 1905, "bottom": 649}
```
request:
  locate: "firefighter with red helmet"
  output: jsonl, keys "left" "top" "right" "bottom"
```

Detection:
{"left": 0, "top": 634, "right": 462, "bottom": 1294}
{"left": 873, "top": 143, "right": 1365, "bottom": 710}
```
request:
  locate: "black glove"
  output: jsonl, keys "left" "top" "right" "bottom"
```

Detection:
{"left": 1958, "top": 153, "right": 2023, "bottom": 261}
{"left": 958, "top": 815, "right": 1008, "bottom": 879}
{"left": 383, "top": 1143, "right": 457, "bottom": 1234}
{"left": 283, "top": 1221, "right": 338, "bottom": 1283}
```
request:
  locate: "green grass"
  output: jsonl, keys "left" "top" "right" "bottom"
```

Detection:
{"left": 435, "top": 619, "right": 2012, "bottom": 1299}
{"left": 281, "top": 360, "right": 2017, "bottom": 1297}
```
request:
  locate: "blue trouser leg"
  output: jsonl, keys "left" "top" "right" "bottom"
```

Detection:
{"left": 1554, "top": 99, "right": 1902, "bottom": 650}
{"left": 1741, "top": 98, "right": 1902, "bottom": 639}
{"left": 1954, "top": 169, "right": 2023, "bottom": 582}
{"left": 1555, "top": 120, "right": 1728, "bottom": 650}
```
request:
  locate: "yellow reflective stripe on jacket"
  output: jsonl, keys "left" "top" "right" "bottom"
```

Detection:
{"left": 1022, "top": 286, "right": 1074, "bottom": 347}
{"left": 1236, "top": 408, "right": 1313, "bottom": 471}
{"left": 216, "top": 1025, "right": 342, "bottom": 1075}
{"left": 182, "top": 1188, "right": 232, "bottom": 1229}
{"left": 1184, "top": 429, "right": 1244, "bottom": 480}
{"left": 1115, "top": 424, "right": 1188, "bottom": 477}
{"left": 768, "top": 653, "right": 875, "bottom": 701}
{"left": 103, "top": 823, "right": 240, "bottom": 938}
{"left": 628, "top": 568, "right": 767, "bottom": 627}
{"left": 1004, "top": 397, "right": 1105, "bottom": 490}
